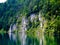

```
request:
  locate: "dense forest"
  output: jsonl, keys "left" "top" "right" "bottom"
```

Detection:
{"left": 0, "top": 0, "right": 60, "bottom": 34}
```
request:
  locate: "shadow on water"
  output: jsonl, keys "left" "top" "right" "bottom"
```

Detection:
{"left": 0, "top": 32, "right": 60, "bottom": 45}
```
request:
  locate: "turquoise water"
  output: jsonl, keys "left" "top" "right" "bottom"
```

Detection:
{"left": 0, "top": 33, "right": 60, "bottom": 45}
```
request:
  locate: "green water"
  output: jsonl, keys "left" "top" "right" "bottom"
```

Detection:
{"left": 0, "top": 33, "right": 60, "bottom": 45}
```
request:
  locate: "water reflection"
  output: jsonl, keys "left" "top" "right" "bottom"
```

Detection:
{"left": 26, "top": 35, "right": 39, "bottom": 45}
{"left": 9, "top": 33, "right": 17, "bottom": 41}
{"left": 18, "top": 32, "right": 27, "bottom": 45}
{"left": 0, "top": 33, "right": 60, "bottom": 45}
{"left": 0, "top": 33, "right": 9, "bottom": 45}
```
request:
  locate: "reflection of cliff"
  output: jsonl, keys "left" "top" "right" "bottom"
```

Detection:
{"left": 9, "top": 33, "right": 17, "bottom": 41}
{"left": 18, "top": 31, "right": 26, "bottom": 45}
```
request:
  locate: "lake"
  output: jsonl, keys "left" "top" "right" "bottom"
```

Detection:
{"left": 0, "top": 32, "right": 60, "bottom": 45}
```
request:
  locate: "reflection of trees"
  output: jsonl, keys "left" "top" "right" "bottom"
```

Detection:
{"left": 8, "top": 33, "right": 21, "bottom": 45}
{"left": 0, "top": 33, "right": 21, "bottom": 45}
{"left": 54, "top": 35, "right": 60, "bottom": 45}
{"left": 0, "top": 33, "right": 59, "bottom": 45}
{"left": 0, "top": 33, "right": 10, "bottom": 45}
{"left": 45, "top": 35, "right": 57, "bottom": 45}
{"left": 26, "top": 35, "right": 39, "bottom": 45}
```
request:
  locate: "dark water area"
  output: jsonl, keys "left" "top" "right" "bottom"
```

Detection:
{"left": 0, "top": 33, "right": 60, "bottom": 45}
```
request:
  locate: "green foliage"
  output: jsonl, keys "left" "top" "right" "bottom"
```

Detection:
{"left": 0, "top": 29, "right": 6, "bottom": 34}
{"left": 0, "top": 0, "right": 60, "bottom": 34}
